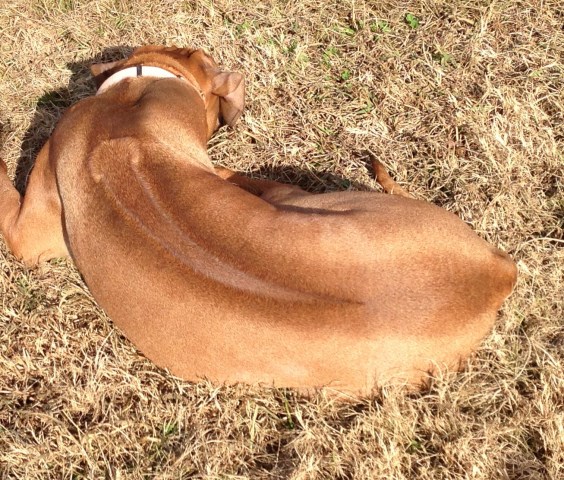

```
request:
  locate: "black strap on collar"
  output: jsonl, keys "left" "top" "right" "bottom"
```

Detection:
{"left": 136, "top": 65, "right": 142, "bottom": 77}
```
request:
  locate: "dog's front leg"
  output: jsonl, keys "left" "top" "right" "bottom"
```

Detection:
{"left": 214, "top": 166, "right": 310, "bottom": 203}
{"left": 0, "top": 140, "right": 69, "bottom": 266}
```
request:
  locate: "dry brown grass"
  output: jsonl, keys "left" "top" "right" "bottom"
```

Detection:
{"left": 0, "top": 0, "right": 562, "bottom": 478}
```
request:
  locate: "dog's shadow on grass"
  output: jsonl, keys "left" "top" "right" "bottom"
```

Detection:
{"left": 233, "top": 163, "right": 376, "bottom": 194}
{"left": 15, "top": 45, "right": 134, "bottom": 194}
{"left": 16, "top": 45, "right": 375, "bottom": 195}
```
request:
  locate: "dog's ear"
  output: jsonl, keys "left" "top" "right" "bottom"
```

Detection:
{"left": 90, "top": 60, "right": 124, "bottom": 88}
{"left": 211, "top": 71, "right": 245, "bottom": 127}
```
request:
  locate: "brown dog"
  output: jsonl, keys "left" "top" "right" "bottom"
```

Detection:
{"left": 0, "top": 46, "right": 517, "bottom": 394}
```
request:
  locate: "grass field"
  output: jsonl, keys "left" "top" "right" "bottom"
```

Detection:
{"left": 0, "top": 0, "right": 562, "bottom": 478}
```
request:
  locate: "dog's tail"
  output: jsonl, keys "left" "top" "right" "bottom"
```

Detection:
{"left": 368, "top": 153, "right": 413, "bottom": 199}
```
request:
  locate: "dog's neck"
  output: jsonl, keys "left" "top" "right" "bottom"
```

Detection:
{"left": 97, "top": 64, "right": 204, "bottom": 100}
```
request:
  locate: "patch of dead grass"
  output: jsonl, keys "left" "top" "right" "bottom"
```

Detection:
{"left": 0, "top": 0, "right": 562, "bottom": 478}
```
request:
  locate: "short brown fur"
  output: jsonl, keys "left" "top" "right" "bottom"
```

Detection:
{"left": 0, "top": 47, "right": 517, "bottom": 394}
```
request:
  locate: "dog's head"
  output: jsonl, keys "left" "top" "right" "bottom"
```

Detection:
{"left": 90, "top": 46, "right": 245, "bottom": 135}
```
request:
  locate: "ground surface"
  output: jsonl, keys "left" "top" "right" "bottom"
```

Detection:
{"left": 0, "top": 1, "right": 562, "bottom": 478}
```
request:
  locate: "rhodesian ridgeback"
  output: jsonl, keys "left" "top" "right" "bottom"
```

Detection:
{"left": 0, "top": 46, "right": 517, "bottom": 394}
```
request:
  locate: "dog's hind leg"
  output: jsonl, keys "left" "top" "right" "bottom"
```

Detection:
{"left": 0, "top": 140, "right": 69, "bottom": 266}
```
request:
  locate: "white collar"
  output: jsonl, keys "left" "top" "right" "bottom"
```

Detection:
{"left": 97, "top": 65, "right": 189, "bottom": 95}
